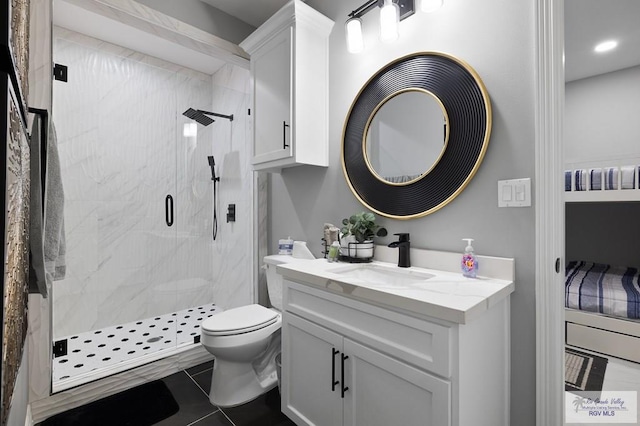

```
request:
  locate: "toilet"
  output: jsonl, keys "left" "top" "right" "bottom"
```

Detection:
{"left": 200, "top": 255, "right": 302, "bottom": 407}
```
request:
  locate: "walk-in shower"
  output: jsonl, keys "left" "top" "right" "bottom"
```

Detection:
{"left": 49, "top": 27, "right": 244, "bottom": 392}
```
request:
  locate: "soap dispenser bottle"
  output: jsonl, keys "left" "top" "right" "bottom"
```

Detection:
{"left": 461, "top": 238, "right": 478, "bottom": 278}
{"left": 328, "top": 241, "right": 340, "bottom": 262}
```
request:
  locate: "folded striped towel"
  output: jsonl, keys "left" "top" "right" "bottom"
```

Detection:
{"left": 604, "top": 167, "right": 619, "bottom": 190}
{"left": 621, "top": 166, "right": 635, "bottom": 189}
{"left": 589, "top": 168, "right": 602, "bottom": 190}
{"left": 574, "top": 169, "right": 587, "bottom": 191}
{"left": 564, "top": 170, "right": 572, "bottom": 191}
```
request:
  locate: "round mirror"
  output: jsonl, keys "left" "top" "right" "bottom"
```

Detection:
{"left": 364, "top": 89, "right": 448, "bottom": 185}
{"left": 342, "top": 52, "right": 492, "bottom": 219}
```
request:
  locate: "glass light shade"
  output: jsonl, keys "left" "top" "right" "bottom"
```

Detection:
{"left": 183, "top": 122, "right": 197, "bottom": 138}
{"left": 346, "top": 17, "right": 364, "bottom": 53}
{"left": 421, "top": 0, "right": 443, "bottom": 13}
{"left": 379, "top": 0, "right": 399, "bottom": 43}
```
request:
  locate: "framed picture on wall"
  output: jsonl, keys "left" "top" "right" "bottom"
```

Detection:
{"left": 0, "top": 73, "right": 30, "bottom": 426}
{"left": 1, "top": 0, "right": 31, "bottom": 424}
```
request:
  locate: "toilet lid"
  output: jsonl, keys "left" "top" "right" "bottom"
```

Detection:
{"left": 201, "top": 304, "right": 278, "bottom": 335}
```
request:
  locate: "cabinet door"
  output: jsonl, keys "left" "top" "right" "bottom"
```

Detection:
{"left": 343, "top": 339, "right": 451, "bottom": 426}
{"left": 282, "top": 313, "right": 343, "bottom": 426}
{"left": 252, "top": 27, "right": 293, "bottom": 165}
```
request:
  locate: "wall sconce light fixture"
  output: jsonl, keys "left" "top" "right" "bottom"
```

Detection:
{"left": 345, "top": 0, "right": 443, "bottom": 53}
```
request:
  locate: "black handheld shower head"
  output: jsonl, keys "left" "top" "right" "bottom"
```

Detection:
{"left": 208, "top": 156, "right": 219, "bottom": 182}
{"left": 208, "top": 156, "right": 220, "bottom": 241}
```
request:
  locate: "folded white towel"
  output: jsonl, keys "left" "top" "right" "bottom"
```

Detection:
{"left": 589, "top": 168, "right": 602, "bottom": 190}
{"left": 621, "top": 166, "right": 635, "bottom": 189}
{"left": 574, "top": 169, "right": 587, "bottom": 191}
{"left": 604, "top": 167, "right": 619, "bottom": 190}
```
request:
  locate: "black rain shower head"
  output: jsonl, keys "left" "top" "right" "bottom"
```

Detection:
{"left": 183, "top": 108, "right": 215, "bottom": 126}
{"left": 182, "top": 108, "right": 234, "bottom": 127}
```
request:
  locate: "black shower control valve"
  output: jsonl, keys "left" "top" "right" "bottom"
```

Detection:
{"left": 227, "top": 204, "right": 236, "bottom": 223}
{"left": 53, "top": 63, "right": 68, "bottom": 82}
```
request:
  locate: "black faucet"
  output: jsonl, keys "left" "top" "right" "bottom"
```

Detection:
{"left": 388, "top": 233, "right": 410, "bottom": 268}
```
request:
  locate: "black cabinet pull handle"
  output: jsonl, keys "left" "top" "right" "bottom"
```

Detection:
{"left": 283, "top": 121, "right": 290, "bottom": 149}
{"left": 341, "top": 353, "right": 349, "bottom": 398}
{"left": 331, "top": 348, "right": 339, "bottom": 392}
{"left": 165, "top": 195, "right": 174, "bottom": 227}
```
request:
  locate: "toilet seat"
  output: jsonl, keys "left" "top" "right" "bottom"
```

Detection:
{"left": 202, "top": 304, "right": 278, "bottom": 336}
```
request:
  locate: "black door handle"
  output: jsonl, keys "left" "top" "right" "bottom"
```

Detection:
{"left": 283, "top": 121, "right": 290, "bottom": 149}
{"left": 341, "top": 353, "right": 349, "bottom": 398}
{"left": 165, "top": 195, "right": 174, "bottom": 227}
{"left": 331, "top": 348, "right": 339, "bottom": 392}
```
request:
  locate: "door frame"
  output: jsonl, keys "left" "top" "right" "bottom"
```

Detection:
{"left": 535, "top": 0, "right": 565, "bottom": 424}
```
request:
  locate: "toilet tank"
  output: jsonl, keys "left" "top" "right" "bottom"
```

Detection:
{"left": 263, "top": 255, "right": 308, "bottom": 311}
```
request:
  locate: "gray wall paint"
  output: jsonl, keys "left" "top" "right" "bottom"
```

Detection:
{"left": 268, "top": 0, "right": 537, "bottom": 423}
{"left": 134, "top": 0, "right": 255, "bottom": 44}
{"left": 565, "top": 65, "right": 640, "bottom": 163}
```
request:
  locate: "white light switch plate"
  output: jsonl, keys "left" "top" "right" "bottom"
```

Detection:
{"left": 498, "top": 178, "right": 531, "bottom": 207}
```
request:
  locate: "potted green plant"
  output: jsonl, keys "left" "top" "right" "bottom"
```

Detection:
{"left": 340, "top": 211, "right": 388, "bottom": 258}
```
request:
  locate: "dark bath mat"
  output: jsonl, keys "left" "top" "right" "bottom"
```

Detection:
{"left": 565, "top": 347, "right": 608, "bottom": 392}
{"left": 40, "top": 380, "right": 179, "bottom": 426}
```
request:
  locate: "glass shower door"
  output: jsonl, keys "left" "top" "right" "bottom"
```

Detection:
{"left": 51, "top": 30, "right": 213, "bottom": 390}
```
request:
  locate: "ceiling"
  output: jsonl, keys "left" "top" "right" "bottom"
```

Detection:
{"left": 199, "top": 0, "right": 290, "bottom": 28}
{"left": 565, "top": 0, "right": 640, "bottom": 82}
{"left": 199, "top": 0, "right": 640, "bottom": 82}
{"left": 53, "top": 0, "right": 640, "bottom": 81}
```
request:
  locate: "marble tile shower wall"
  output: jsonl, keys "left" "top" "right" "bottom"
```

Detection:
{"left": 209, "top": 65, "right": 253, "bottom": 312}
{"left": 52, "top": 28, "right": 253, "bottom": 339}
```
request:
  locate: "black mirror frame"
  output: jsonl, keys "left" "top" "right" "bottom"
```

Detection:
{"left": 341, "top": 51, "right": 492, "bottom": 219}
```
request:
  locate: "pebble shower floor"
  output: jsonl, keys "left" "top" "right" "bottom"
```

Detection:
{"left": 53, "top": 303, "right": 221, "bottom": 383}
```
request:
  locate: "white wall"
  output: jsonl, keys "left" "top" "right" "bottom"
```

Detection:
{"left": 565, "top": 65, "right": 640, "bottom": 163}
{"left": 209, "top": 64, "right": 255, "bottom": 311}
{"left": 268, "top": 1, "right": 537, "bottom": 423}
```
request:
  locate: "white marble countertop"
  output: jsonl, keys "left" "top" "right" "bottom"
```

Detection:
{"left": 277, "top": 259, "right": 514, "bottom": 324}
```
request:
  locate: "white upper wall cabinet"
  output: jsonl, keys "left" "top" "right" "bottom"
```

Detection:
{"left": 240, "top": 0, "right": 334, "bottom": 173}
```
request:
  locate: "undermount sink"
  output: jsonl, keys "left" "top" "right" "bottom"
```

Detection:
{"left": 328, "top": 263, "right": 435, "bottom": 287}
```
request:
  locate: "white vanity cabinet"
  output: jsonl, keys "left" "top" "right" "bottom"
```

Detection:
{"left": 284, "top": 313, "right": 450, "bottom": 426}
{"left": 240, "top": 0, "right": 333, "bottom": 172}
{"left": 281, "top": 278, "right": 510, "bottom": 426}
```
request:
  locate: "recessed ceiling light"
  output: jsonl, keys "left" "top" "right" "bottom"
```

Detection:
{"left": 594, "top": 40, "right": 618, "bottom": 53}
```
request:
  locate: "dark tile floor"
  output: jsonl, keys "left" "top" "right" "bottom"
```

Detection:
{"left": 39, "top": 361, "right": 296, "bottom": 426}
